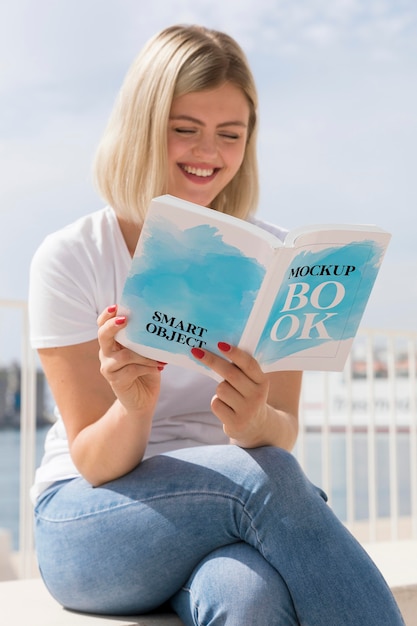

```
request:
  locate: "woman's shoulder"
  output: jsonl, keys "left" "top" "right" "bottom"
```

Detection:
{"left": 32, "top": 206, "right": 120, "bottom": 266}
{"left": 38, "top": 206, "right": 116, "bottom": 249}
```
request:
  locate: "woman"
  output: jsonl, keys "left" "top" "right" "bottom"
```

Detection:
{"left": 29, "top": 24, "right": 404, "bottom": 625}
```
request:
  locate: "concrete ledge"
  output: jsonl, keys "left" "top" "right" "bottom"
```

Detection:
{"left": 0, "top": 578, "right": 184, "bottom": 626}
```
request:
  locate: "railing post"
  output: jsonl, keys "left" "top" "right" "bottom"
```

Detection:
{"left": 18, "top": 303, "right": 37, "bottom": 579}
{"left": 344, "top": 352, "right": 355, "bottom": 528}
{"left": 366, "top": 331, "right": 378, "bottom": 542}
{"left": 321, "top": 372, "right": 331, "bottom": 505}
{"left": 387, "top": 334, "right": 399, "bottom": 540}
{"left": 408, "top": 335, "right": 417, "bottom": 539}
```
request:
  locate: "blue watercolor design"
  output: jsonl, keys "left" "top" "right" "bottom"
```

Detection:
{"left": 254, "top": 241, "right": 384, "bottom": 364}
{"left": 121, "top": 215, "right": 266, "bottom": 356}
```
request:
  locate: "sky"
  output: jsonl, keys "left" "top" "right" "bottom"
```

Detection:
{"left": 1, "top": 0, "right": 417, "bottom": 362}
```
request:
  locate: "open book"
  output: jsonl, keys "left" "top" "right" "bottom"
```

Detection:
{"left": 117, "top": 194, "right": 390, "bottom": 379}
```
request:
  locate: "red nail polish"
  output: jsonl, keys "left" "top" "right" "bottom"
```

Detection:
{"left": 157, "top": 365, "right": 165, "bottom": 371}
{"left": 115, "top": 316, "right": 126, "bottom": 325}
{"left": 191, "top": 347, "right": 205, "bottom": 359}
{"left": 218, "top": 342, "right": 231, "bottom": 352}
{"left": 107, "top": 305, "right": 117, "bottom": 313}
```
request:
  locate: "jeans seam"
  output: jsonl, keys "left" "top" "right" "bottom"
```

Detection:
{"left": 181, "top": 584, "right": 205, "bottom": 626}
{"left": 35, "top": 490, "right": 248, "bottom": 523}
{"left": 243, "top": 505, "right": 266, "bottom": 560}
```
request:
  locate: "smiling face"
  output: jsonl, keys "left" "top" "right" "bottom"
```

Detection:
{"left": 167, "top": 82, "right": 250, "bottom": 207}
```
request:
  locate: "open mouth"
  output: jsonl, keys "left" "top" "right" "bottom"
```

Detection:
{"left": 180, "top": 164, "right": 219, "bottom": 179}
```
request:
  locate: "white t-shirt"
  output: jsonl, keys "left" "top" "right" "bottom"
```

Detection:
{"left": 29, "top": 206, "right": 287, "bottom": 502}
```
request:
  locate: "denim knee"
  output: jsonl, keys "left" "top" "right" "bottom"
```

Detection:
{"left": 171, "top": 542, "right": 298, "bottom": 626}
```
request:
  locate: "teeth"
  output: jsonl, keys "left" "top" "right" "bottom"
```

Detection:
{"left": 183, "top": 165, "right": 214, "bottom": 177}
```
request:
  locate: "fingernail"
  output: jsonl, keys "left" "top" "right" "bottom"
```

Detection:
{"left": 115, "top": 316, "right": 126, "bottom": 325}
{"left": 218, "top": 342, "right": 231, "bottom": 352}
{"left": 191, "top": 347, "right": 205, "bottom": 359}
{"left": 157, "top": 365, "right": 165, "bottom": 371}
{"left": 107, "top": 305, "right": 117, "bottom": 313}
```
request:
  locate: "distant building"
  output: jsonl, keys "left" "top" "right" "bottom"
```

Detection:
{"left": 0, "top": 364, "right": 53, "bottom": 429}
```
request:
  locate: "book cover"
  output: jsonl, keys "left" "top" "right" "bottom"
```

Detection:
{"left": 117, "top": 195, "right": 390, "bottom": 378}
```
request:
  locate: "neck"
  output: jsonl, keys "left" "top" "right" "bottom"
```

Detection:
{"left": 117, "top": 216, "right": 141, "bottom": 257}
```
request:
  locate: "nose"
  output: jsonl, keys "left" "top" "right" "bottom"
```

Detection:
{"left": 192, "top": 132, "right": 218, "bottom": 159}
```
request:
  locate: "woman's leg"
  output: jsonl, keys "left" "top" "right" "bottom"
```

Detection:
{"left": 34, "top": 445, "right": 404, "bottom": 624}
{"left": 170, "top": 542, "right": 298, "bottom": 626}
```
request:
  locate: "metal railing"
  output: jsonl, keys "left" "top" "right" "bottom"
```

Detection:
{"left": 0, "top": 300, "right": 37, "bottom": 578}
{"left": 1, "top": 299, "right": 416, "bottom": 577}
{"left": 296, "top": 329, "right": 417, "bottom": 543}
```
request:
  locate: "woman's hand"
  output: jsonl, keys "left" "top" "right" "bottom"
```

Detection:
{"left": 97, "top": 305, "right": 163, "bottom": 414}
{"left": 191, "top": 342, "right": 301, "bottom": 450}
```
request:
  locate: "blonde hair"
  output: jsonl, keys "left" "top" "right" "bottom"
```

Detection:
{"left": 93, "top": 25, "right": 259, "bottom": 224}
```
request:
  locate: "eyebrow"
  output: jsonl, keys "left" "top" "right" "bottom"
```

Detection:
{"left": 169, "top": 114, "right": 248, "bottom": 128}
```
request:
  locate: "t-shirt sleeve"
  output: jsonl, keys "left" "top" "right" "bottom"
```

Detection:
{"left": 28, "top": 232, "right": 100, "bottom": 349}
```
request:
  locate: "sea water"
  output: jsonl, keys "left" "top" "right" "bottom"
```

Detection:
{"left": 0, "top": 426, "right": 49, "bottom": 548}
{"left": 0, "top": 427, "right": 412, "bottom": 549}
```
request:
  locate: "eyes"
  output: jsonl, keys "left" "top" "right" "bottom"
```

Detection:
{"left": 172, "top": 126, "right": 241, "bottom": 142}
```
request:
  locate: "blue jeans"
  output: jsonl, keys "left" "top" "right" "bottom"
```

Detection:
{"left": 34, "top": 445, "right": 404, "bottom": 625}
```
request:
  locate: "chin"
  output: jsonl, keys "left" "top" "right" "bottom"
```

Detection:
{"left": 178, "top": 191, "right": 217, "bottom": 208}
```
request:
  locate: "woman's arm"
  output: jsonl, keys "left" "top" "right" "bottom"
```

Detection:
{"left": 191, "top": 343, "right": 302, "bottom": 451}
{"left": 38, "top": 308, "right": 163, "bottom": 486}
